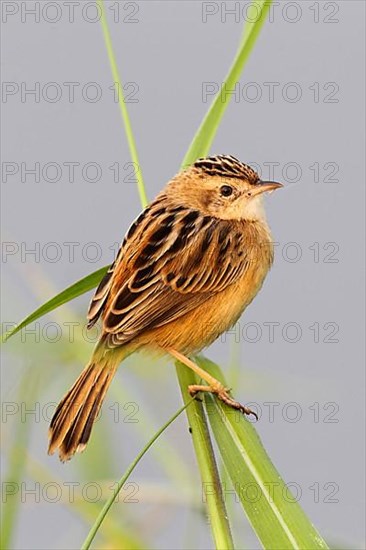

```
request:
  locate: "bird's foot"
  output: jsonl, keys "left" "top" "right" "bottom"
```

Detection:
{"left": 188, "top": 383, "right": 258, "bottom": 420}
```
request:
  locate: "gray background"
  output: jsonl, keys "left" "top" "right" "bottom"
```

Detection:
{"left": 1, "top": 1, "right": 365, "bottom": 549}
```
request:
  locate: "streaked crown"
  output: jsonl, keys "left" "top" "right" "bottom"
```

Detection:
{"left": 194, "top": 155, "right": 259, "bottom": 184}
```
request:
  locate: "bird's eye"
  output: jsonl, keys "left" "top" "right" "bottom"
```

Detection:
{"left": 220, "top": 185, "right": 233, "bottom": 197}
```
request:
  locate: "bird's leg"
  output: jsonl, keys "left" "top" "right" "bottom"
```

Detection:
{"left": 168, "top": 348, "right": 258, "bottom": 419}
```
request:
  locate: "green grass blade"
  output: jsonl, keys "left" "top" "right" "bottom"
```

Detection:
{"left": 196, "top": 356, "right": 329, "bottom": 550}
{"left": 176, "top": 365, "right": 234, "bottom": 550}
{"left": 181, "top": 0, "right": 272, "bottom": 167}
{"left": 97, "top": 0, "right": 148, "bottom": 207}
{"left": 2, "top": 266, "right": 108, "bottom": 342}
{"left": 80, "top": 400, "right": 193, "bottom": 550}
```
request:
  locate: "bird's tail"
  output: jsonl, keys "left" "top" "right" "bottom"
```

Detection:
{"left": 48, "top": 348, "right": 124, "bottom": 462}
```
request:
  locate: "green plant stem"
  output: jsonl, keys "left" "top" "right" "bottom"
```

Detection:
{"left": 197, "top": 356, "right": 329, "bottom": 550}
{"left": 175, "top": 364, "right": 234, "bottom": 550}
{"left": 80, "top": 400, "right": 193, "bottom": 550}
{"left": 97, "top": 0, "right": 148, "bottom": 207}
{"left": 181, "top": 0, "right": 272, "bottom": 168}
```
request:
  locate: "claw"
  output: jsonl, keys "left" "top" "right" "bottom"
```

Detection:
{"left": 188, "top": 384, "right": 257, "bottom": 420}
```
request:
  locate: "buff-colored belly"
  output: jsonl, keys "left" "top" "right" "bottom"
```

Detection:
{"left": 142, "top": 259, "right": 270, "bottom": 355}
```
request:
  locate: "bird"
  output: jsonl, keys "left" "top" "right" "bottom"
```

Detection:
{"left": 48, "top": 154, "right": 283, "bottom": 461}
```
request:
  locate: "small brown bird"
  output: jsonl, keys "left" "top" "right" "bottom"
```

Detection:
{"left": 48, "top": 155, "right": 282, "bottom": 461}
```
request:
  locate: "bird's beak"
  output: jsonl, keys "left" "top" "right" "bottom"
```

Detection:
{"left": 250, "top": 180, "right": 283, "bottom": 197}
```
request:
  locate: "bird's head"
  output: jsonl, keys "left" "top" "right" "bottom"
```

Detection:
{"left": 168, "top": 155, "right": 283, "bottom": 221}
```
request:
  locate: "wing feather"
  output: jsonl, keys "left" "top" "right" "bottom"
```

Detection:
{"left": 87, "top": 263, "right": 115, "bottom": 328}
{"left": 92, "top": 198, "right": 252, "bottom": 347}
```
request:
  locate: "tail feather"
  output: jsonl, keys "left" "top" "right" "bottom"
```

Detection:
{"left": 59, "top": 367, "right": 110, "bottom": 458}
{"left": 48, "top": 354, "right": 119, "bottom": 462}
{"left": 78, "top": 371, "right": 113, "bottom": 447}
{"left": 49, "top": 364, "right": 95, "bottom": 438}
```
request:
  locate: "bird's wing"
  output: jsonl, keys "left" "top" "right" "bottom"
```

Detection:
{"left": 86, "top": 206, "right": 151, "bottom": 328}
{"left": 88, "top": 199, "right": 252, "bottom": 347}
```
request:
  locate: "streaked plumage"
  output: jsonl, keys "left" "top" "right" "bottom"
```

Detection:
{"left": 48, "top": 155, "right": 282, "bottom": 461}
